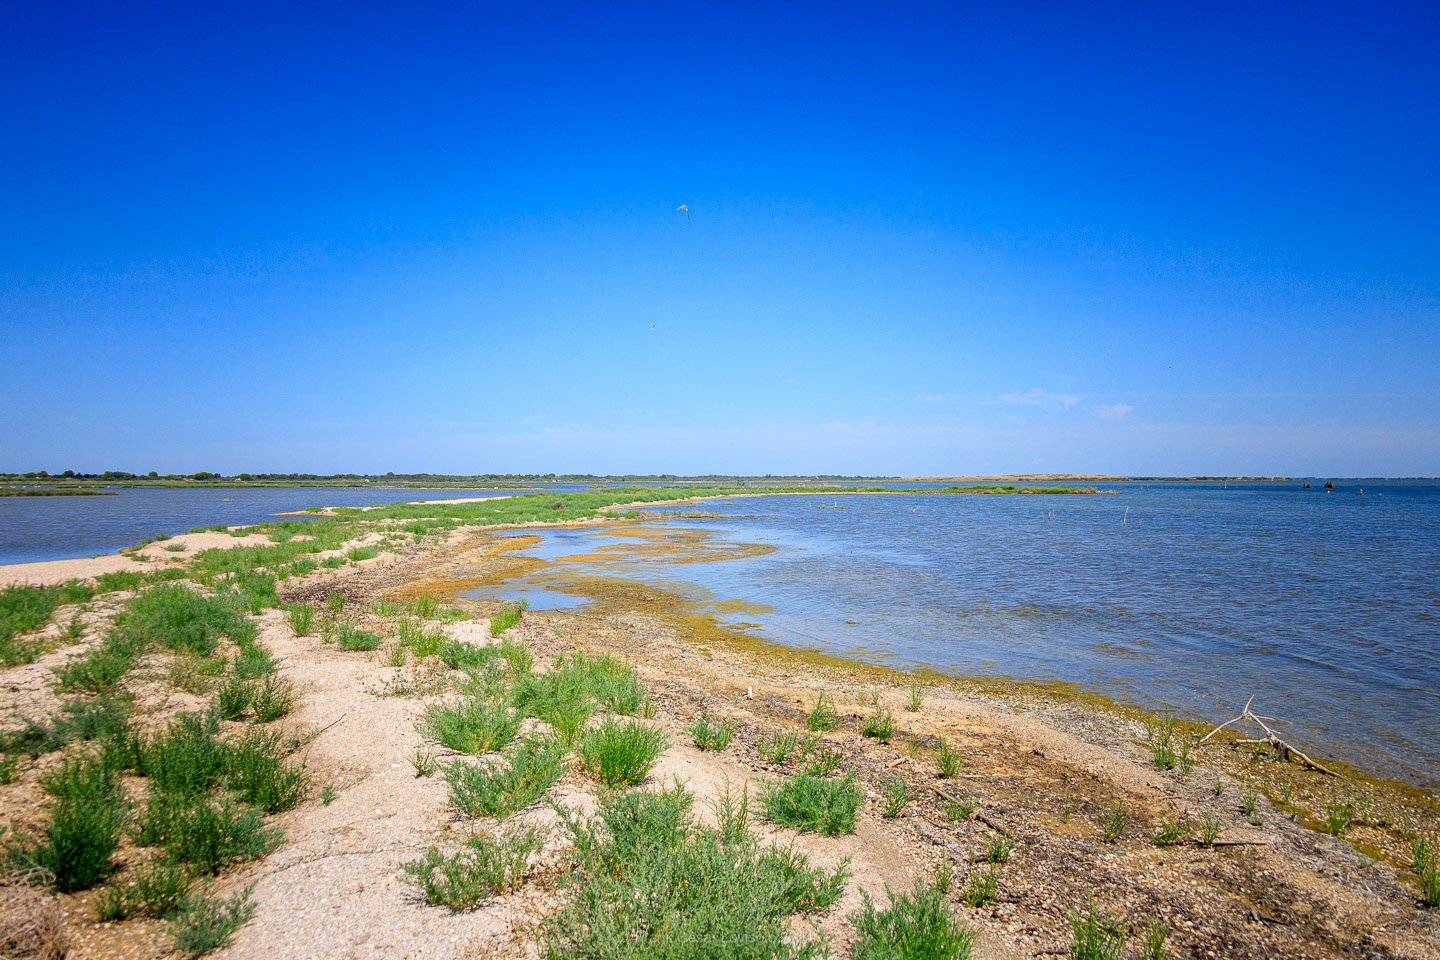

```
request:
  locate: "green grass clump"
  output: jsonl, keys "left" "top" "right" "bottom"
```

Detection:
{"left": 406, "top": 594, "right": 440, "bottom": 618}
{"left": 962, "top": 866, "right": 999, "bottom": 907}
{"left": 249, "top": 673, "right": 296, "bottom": 722}
{"left": 0, "top": 584, "right": 61, "bottom": 666}
{"left": 438, "top": 638, "right": 498, "bottom": 670}
{"left": 498, "top": 638, "right": 533, "bottom": 673}
{"left": 95, "top": 570, "right": 146, "bottom": 593}
{"left": 52, "top": 630, "right": 146, "bottom": 693}
{"left": 167, "top": 883, "right": 256, "bottom": 954}
{"left": 860, "top": 707, "right": 895, "bottom": 741}
{"left": 346, "top": 545, "right": 380, "bottom": 562}
{"left": 688, "top": 711, "right": 736, "bottom": 751}
{"left": 851, "top": 878, "right": 975, "bottom": 960}
{"left": 286, "top": 603, "right": 316, "bottom": 636}
{"left": 446, "top": 737, "right": 568, "bottom": 818}
{"left": 579, "top": 717, "right": 669, "bottom": 787}
{"left": 421, "top": 697, "right": 520, "bottom": 754}
{"left": 1066, "top": 898, "right": 1125, "bottom": 960}
{"left": 985, "top": 832, "right": 1014, "bottom": 863}
{"left": 546, "top": 782, "right": 847, "bottom": 960}
{"left": 760, "top": 772, "right": 864, "bottom": 836}
{"left": 881, "top": 774, "right": 917, "bottom": 819}
{"left": 805, "top": 693, "right": 839, "bottom": 732}
{"left": 758, "top": 728, "right": 800, "bottom": 765}
{"left": 1152, "top": 816, "right": 1186, "bottom": 847}
{"left": 488, "top": 599, "right": 528, "bottom": 636}
{"left": 224, "top": 728, "right": 310, "bottom": 813}
{"left": 936, "top": 738, "right": 963, "bottom": 778}
{"left": 134, "top": 795, "right": 281, "bottom": 874}
{"left": 94, "top": 860, "right": 194, "bottom": 921}
{"left": 802, "top": 746, "right": 842, "bottom": 777}
{"left": 1412, "top": 833, "right": 1439, "bottom": 908}
{"left": 214, "top": 674, "right": 254, "bottom": 720}
{"left": 906, "top": 683, "right": 925, "bottom": 711}
{"left": 336, "top": 624, "right": 383, "bottom": 651}
{"left": 1325, "top": 795, "right": 1356, "bottom": 837}
{"left": 141, "top": 711, "right": 229, "bottom": 797}
{"left": 1099, "top": 802, "right": 1129, "bottom": 843}
{"left": 11, "top": 754, "right": 129, "bottom": 892}
{"left": 401, "top": 827, "right": 544, "bottom": 911}
{"left": 61, "top": 579, "right": 96, "bottom": 604}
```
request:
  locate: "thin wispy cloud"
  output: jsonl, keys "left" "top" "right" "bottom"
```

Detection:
{"left": 1094, "top": 403, "right": 1134, "bottom": 419}
{"left": 997, "top": 388, "right": 1082, "bottom": 409}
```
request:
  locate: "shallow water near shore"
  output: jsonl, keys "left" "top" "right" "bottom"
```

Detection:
{"left": 473, "top": 480, "right": 1440, "bottom": 788}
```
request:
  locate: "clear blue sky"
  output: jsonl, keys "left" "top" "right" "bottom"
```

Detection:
{"left": 3, "top": 2, "right": 1437, "bottom": 476}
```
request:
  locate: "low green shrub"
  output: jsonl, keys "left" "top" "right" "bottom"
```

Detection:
{"left": 688, "top": 711, "right": 735, "bottom": 751}
{"left": 214, "top": 674, "right": 254, "bottom": 720}
{"left": 167, "top": 883, "right": 257, "bottom": 954}
{"left": 401, "top": 827, "right": 545, "bottom": 910}
{"left": 249, "top": 673, "right": 296, "bottom": 722}
{"left": 0, "top": 584, "right": 60, "bottom": 666}
{"left": 547, "top": 783, "right": 848, "bottom": 960}
{"left": 758, "top": 728, "right": 799, "bottom": 765}
{"left": 936, "top": 738, "right": 963, "bottom": 778}
{"left": 760, "top": 773, "right": 864, "bottom": 836}
{"left": 95, "top": 570, "right": 146, "bottom": 593}
{"left": 421, "top": 698, "right": 520, "bottom": 754}
{"left": 860, "top": 707, "right": 895, "bottom": 741}
{"left": 851, "top": 878, "right": 975, "bottom": 960}
{"left": 962, "top": 866, "right": 999, "bottom": 907}
{"left": 579, "top": 718, "right": 668, "bottom": 787}
{"left": 94, "top": 860, "right": 194, "bottom": 920}
{"left": 13, "top": 754, "right": 129, "bottom": 892}
{"left": 805, "top": 693, "right": 839, "bottom": 732}
{"left": 224, "top": 728, "right": 310, "bottom": 813}
{"left": 1413, "top": 833, "right": 1439, "bottom": 908}
{"left": 881, "top": 774, "right": 917, "bottom": 819}
{"left": 135, "top": 795, "right": 281, "bottom": 874}
{"left": 446, "top": 737, "right": 568, "bottom": 818}
{"left": 1066, "top": 898, "right": 1125, "bottom": 960}
{"left": 337, "top": 624, "right": 382, "bottom": 651}
{"left": 438, "top": 639, "right": 498, "bottom": 670}
{"left": 286, "top": 603, "right": 316, "bottom": 636}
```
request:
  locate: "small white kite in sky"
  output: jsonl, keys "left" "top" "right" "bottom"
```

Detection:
{"left": 676, "top": 204, "right": 690, "bottom": 221}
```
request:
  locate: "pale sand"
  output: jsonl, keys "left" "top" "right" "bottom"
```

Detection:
{"left": 0, "top": 530, "right": 274, "bottom": 587}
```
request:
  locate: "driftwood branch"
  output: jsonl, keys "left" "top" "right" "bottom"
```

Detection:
{"left": 929, "top": 783, "right": 1013, "bottom": 837}
{"left": 1200, "top": 697, "right": 1337, "bottom": 777}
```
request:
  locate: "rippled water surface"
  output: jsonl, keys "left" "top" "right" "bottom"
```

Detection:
{"left": 477, "top": 481, "right": 1440, "bottom": 787}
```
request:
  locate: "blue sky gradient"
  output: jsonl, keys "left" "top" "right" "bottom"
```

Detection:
{"left": 3, "top": 2, "right": 1437, "bottom": 476}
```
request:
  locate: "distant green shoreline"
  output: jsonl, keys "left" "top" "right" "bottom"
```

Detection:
{"left": 0, "top": 472, "right": 1314, "bottom": 490}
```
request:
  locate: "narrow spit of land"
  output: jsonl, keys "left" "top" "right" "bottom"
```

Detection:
{"left": 0, "top": 487, "right": 1435, "bottom": 960}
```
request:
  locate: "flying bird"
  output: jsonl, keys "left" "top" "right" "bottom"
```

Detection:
{"left": 676, "top": 204, "right": 690, "bottom": 220}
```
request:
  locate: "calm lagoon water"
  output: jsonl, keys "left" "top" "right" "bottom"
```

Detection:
{"left": 475, "top": 481, "right": 1440, "bottom": 787}
{"left": 0, "top": 486, "right": 563, "bottom": 564}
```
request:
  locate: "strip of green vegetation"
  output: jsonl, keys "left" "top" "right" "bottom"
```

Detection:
{"left": 333, "top": 483, "right": 1102, "bottom": 528}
